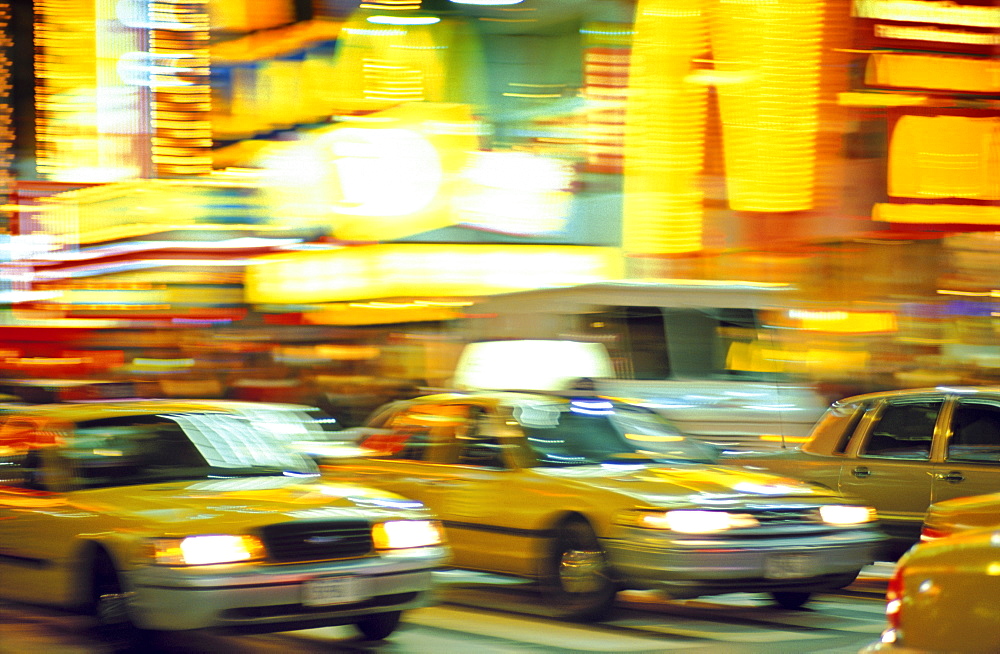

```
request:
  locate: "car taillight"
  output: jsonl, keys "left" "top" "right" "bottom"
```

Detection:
{"left": 885, "top": 563, "right": 904, "bottom": 631}
{"left": 919, "top": 524, "right": 950, "bottom": 542}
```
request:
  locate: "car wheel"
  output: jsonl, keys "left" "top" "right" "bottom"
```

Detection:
{"left": 356, "top": 610, "right": 403, "bottom": 640}
{"left": 770, "top": 591, "right": 812, "bottom": 610}
{"left": 89, "top": 551, "right": 152, "bottom": 650}
{"left": 543, "top": 519, "right": 616, "bottom": 621}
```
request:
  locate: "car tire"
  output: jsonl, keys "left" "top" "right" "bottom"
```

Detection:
{"left": 89, "top": 551, "right": 154, "bottom": 650}
{"left": 770, "top": 591, "right": 812, "bottom": 610}
{"left": 543, "top": 519, "right": 617, "bottom": 621}
{"left": 356, "top": 610, "right": 403, "bottom": 640}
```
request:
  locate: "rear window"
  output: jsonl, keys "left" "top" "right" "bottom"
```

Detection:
{"left": 803, "top": 402, "right": 866, "bottom": 455}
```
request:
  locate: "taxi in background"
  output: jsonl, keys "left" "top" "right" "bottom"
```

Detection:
{"left": 725, "top": 386, "right": 1000, "bottom": 558}
{"left": 309, "top": 390, "right": 886, "bottom": 619}
{"left": 0, "top": 399, "right": 448, "bottom": 645}
{"left": 861, "top": 526, "right": 1000, "bottom": 653}
{"left": 920, "top": 490, "right": 1000, "bottom": 542}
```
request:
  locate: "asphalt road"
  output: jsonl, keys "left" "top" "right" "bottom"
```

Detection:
{"left": 0, "top": 564, "right": 893, "bottom": 654}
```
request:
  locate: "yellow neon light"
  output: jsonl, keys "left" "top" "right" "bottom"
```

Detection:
{"left": 874, "top": 23, "right": 1000, "bottom": 45}
{"left": 712, "top": 0, "right": 825, "bottom": 212}
{"left": 867, "top": 54, "right": 1000, "bottom": 92}
{"left": 246, "top": 244, "right": 624, "bottom": 304}
{"left": 149, "top": 0, "right": 213, "bottom": 177}
{"left": 852, "top": 0, "right": 1000, "bottom": 28}
{"left": 623, "top": 0, "right": 707, "bottom": 255}
{"left": 837, "top": 91, "right": 930, "bottom": 107}
{"left": 874, "top": 203, "right": 1000, "bottom": 224}
{"left": 888, "top": 116, "right": 1000, "bottom": 200}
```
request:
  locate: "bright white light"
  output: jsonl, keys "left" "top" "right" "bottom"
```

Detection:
{"left": 372, "top": 520, "right": 444, "bottom": 549}
{"left": 452, "top": 340, "right": 614, "bottom": 392}
{"left": 153, "top": 535, "right": 263, "bottom": 565}
{"left": 819, "top": 504, "right": 877, "bottom": 525}
{"left": 367, "top": 15, "right": 441, "bottom": 25}
{"left": 641, "top": 510, "right": 759, "bottom": 533}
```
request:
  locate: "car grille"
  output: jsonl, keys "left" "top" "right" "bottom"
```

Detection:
{"left": 260, "top": 520, "right": 374, "bottom": 563}
{"left": 748, "top": 506, "right": 821, "bottom": 524}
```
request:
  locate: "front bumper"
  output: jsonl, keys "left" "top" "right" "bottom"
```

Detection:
{"left": 126, "top": 546, "right": 448, "bottom": 632}
{"left": 604, "top": 528, "right": 885, "bottom": 599}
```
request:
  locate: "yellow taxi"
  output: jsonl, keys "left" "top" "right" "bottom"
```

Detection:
{"left": 920, "top": 490, "right": 1000, "bottom": 542}
{"left": 862, "top": 527, "right": 1000, "bottom": 653}
{"left": 313, "top": 390, "right": 886, "bottom": 619}
{"left": 725, "top": 386, "right": 1000, "bottom": 558}
{"left": 0, "top": 399, "right": 448, "bottom": 646}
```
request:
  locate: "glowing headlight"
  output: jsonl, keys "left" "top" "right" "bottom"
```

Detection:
{"left": 372, "top": 520, "right": 445, "bottom": 550}
{"left": 819, "top": 505, "right": 877, "bottom": 526}
{"left": 626, "top": 510, "right": 760, "bottom": 533}
{"left": 151, "top": 534, "right": 265, "bottom": 566}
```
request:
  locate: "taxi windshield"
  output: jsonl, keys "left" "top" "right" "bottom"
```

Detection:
{"left": 64, "top": 411, "right": 318, "bottom": 489}
{"left": 513, "top": 398, "right": 718, "bottom": 467}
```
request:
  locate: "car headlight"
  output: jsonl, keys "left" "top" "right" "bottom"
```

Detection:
{"left": 150, "top": 534, "right": 266, "bottom": 566}
{"left": 819, "top": 504, "right": 878, "bottom": 526}
{"left": 372, "top": 520, "right": 445, "bottom": 550}
{"left": 621, "top": 510, "right": 760, "bottom": 533}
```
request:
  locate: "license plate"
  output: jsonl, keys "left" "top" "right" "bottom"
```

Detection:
{"left": 764, "top": 553, "right": 816, "bottom": 579}
{"left": 302, "top": 575, "right": 365, "bottom": 606}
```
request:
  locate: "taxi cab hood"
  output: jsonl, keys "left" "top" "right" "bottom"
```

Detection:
{"left": 69, "top": 476, "right": 430, "bottom": 529}
{"left": 534, "top": 463, "right": 835, "bottom": 506}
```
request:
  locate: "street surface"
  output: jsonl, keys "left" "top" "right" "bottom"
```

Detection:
{"left": 0, "top": 564, "right": 892, "bottom": 654}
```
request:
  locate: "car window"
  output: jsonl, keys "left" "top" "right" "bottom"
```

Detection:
{"left": 513, "top": 398, "right": 718, "bottom": 467}
{"left": 859, "top": 399, "right": 941, "bottom": 460}
{"left": 53, "top": 412, "right": 318, "bottom": 490}
{"left": 359, "top": 404, "right": 464, "bottom": 462}
{"left": 947, "top": 398, "right": 1000, "bottom": 464}
{"left": 454, "top": 406, "right": 506, "bottom": 468}
{"left": 803, "top": 402, "right": 866, "bottom": 455}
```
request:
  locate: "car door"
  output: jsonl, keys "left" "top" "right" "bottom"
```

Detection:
{"left": 416, "top": 405, "right": 520, "bottom": 574}
{"left": 838, "top": 396, "right": 943, "bottom": 547}
{"left": 933, "top": 395, "right": 1000, "bottom": 505}
{"left": 0, "top": 417, "right": 85, "bottom": 606}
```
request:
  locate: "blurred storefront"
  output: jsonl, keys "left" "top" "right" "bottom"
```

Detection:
{"left": 1, "top": 0, "right": 999, "bottom": 412}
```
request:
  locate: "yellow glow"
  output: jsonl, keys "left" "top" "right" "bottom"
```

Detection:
{"left": 819, "top": 505, "right": 878, "bottom": 525}
{"left": 785, "top": 309, "right": 898, "bottom": 333}
{"left": 259, "top": 103, "right": 481, "bottom": 241}
{"left": 623, "top": 0, "right": 707, "bottom": 255}
{"left": 148, "top": 1, "right": 213, "bottom": 177}
{"left": 838, "top": 91, "right": 929, "bottom": 107}
{"left": 851, "top": 0, "right": 1000, "bottom": 29}
{"left": 867, "top": 54, "right": 1000, "bottom": 93}
{"left": 152, "top": 535, "right": 265, "bottom": 566}
{"left": 712, "top": 0, "right": 826, "bottom": 212}
{"left": 209, "top": 0, "right": 294, "bottom": 32}
{"left": 372, "top": 520, "right": 445, "bottom": 550}
{"left": 454, "top": 151, "right": 573, "bottom": 235}
{"left": 247, "top": 244, "right": 624, "bottom": 304}
{"left": 34, "top": 0, "right": 102, "bottom": 181}
{"left": 758, "top": 434, "right": 810, "bottom": 444}
{"left": 330, "top": 5, "right": 487, "bottom": 114}
{"left": 888, "top": 116, "right": 1000, "bottom": 201}
{"left": 874, "top": 203, "right": 1000, "bottom": 225}
{"left": 33, "top": 180, "right": 285, "bottom": 246}
{"left": 727, "top": 341, "right": 872, "bottom": 374}
{"left": 874, "top": 23, "right": 1000, "bottom": 45}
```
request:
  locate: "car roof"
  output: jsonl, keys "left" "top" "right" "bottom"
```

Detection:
{"left": 0, "top": 399, "right": 319, "bottom": 422}
{"left": 389, "top": 389, "right": 633, "bottom": 407}
{"left": 832, "top": 385, "right": 1000, "bottom": 407}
